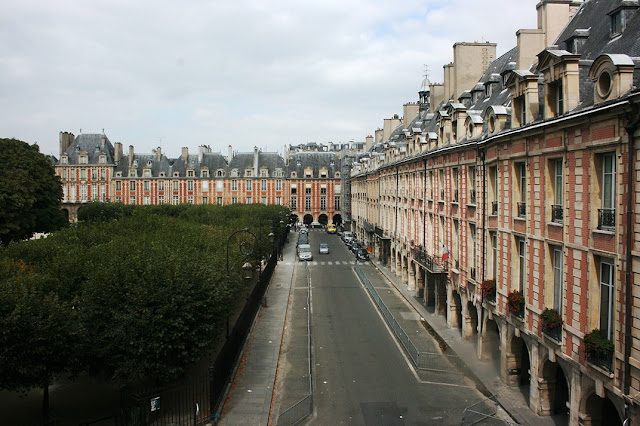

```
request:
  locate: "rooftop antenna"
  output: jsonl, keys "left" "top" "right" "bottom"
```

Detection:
{"left": 423, "top": 64, "right": 430, "bottom": 80}
{"left": 79, "top": 128, "right": 82, "bottom": 134}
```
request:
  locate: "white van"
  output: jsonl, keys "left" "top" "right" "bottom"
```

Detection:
{"left": 297, "top": 244, "right": 313, "bottom": 261}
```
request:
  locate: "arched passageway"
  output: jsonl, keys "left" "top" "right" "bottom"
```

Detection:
{"left": 289, "top": 214, "right": 299, "bottom": 224}
{"left": 465, "top": 301, "right": 478, "bottom": 339}
{"left": 539, "top": 361, "right": 570, "bottom": 424}
{"left": 582, "top": 393, "right": 622, "bottom": 426}
{"left": 303, "top": 214, "right": 313, "bottom": 225}
{"left": 318, "top": 214, "right": 328, "bottom": 225}
{"left": 483, "top": 318, "right": 501, "bottom": 374}
{"left": 450, "top": 291, "right": 463, "bottom": 332}
{"left": 424, "top": 273, "right": 436, "bottom": 313}
{"left": 332, "top": 214, "right": 342, "bottom": 226}
{"left": 507, "top": 336, "right": 531, "bottom": 406}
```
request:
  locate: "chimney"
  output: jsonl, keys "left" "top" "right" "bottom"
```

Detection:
{"left": 253, "top": 146, "right": 259, "bottom": 175}
{"left": 365, "top": 135, "right": 374, "bottom": 150}
{"left": 114, "top": 142, "right": 123, "bottom": 162}
{"left": 452, "top": 42, "right": 496, "bottom": 101}
{"left": 128, "top": 145, "right": 134, "bottom": 167}
{"left": 59, "top": 131, "right": 73, "bottom": 156}
{"left": 403, "top": 102, "right": 419, "bottom": 129}
{"left": 198, "top": 145, "right": 209, "bottom": 163}
{"left": 181, "top": 147, "right": 189, "bottom": 162}
{"left": 100, "top": 135, "right": 106, "bottom": 147}
{"left": 228, "top": 145, "right": 233, "bottom": 163}
{"left": 429, "top": 83, "right": 445, "bottom": 113}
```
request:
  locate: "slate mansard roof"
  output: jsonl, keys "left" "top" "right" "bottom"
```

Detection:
{"left": 62, "top": 134, "right": 115, "bottom": 164}
{"left": 286, "top": 152, "right": 342, "bottom": 178}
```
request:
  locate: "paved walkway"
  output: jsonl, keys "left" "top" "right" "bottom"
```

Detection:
{"left": 370, "top": 260, "right": 559, "bottom": 426}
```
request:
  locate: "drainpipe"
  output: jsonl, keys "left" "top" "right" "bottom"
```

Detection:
{"left": 423, "top": 159, "right": 428, "bottom": 249}
{"left": 623, "top": 100, "right": 640, "bottom": 421}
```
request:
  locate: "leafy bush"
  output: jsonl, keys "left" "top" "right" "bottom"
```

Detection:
{"left": 584, "top": 329, "right": 614, "bottom": 360}
{"left": 482, "top": 279, "right": 496, "bottom": 301}
{"left": 541, "top": 308, "right": 563, "bottom": 331}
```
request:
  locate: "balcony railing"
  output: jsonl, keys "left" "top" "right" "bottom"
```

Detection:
{"left": 587, "top": 351, "right": 613, "bottom": 373}
{"left": 517, "top": 202, "right": 526, "bottom": 218}
{"left": 469, "top": 190, "right": 476, "bottom": 204}
{"left": 551, "top": 204, "right": 563, "bottom": 223}
{"left": 411, "top": 247, "right": 448, "bottom": 273}
{"left": 491, "top": 201, "right": 498, "bottom": 216}
{"left": 453, "top": 190, "right": 459, "bottom": 203}
{"left": 543, "top": 325, "right": 562, "bottom": 342}
{"left": 598, "top": 208, "right": 615, "bottom": 230}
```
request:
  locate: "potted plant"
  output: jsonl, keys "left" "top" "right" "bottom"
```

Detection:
{"left": 482, "top": 279, "right": 496, "bottom": 303}
{"left": 507, "top": 290, "right": 525, "bottom": 318}
{"left": 541, "top": 308, "right": 563, "bottom": 341}
{"left": 584, "top": 329, "right": 614, "bottom": 372}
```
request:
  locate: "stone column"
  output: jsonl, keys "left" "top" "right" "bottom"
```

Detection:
{"left": 407, "top": 261, "right": 415, "bottom": 290}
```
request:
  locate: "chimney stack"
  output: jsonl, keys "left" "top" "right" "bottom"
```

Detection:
{"left": 228, "top": 145, "right": 233, "bottom": 163}
{"left": 181, "top": 147, "right": 189, "bottom": 162}
{"left": 156, "top": 146, "right": 162, "bottom": 161}
{"left": 253, "top": 146, "right": 259, "bottom": 175}
{"left": 114, "top": 142, "right": 123, "bottom": 162}
{"left": 59, "top": 131, "right": 74, "bottom": 156}
{"left": 128, "top": 145, "right": 134, "bottom": 167}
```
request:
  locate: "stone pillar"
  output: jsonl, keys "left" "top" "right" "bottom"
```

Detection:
{"left": 407, "top": 261, "right": 415, "bottom": 290}
{"left": 569, "top": 368, "right": 581, "bottom": 426}
{"left": 529, "top": 343, "right": 540, "bottom": 412}
{"left": 401, "top": 256, "right": 408, "bottom": 283}
{"left": 462, "top": 299, "right": 475, "bottom": 339}
{"left": 447, "top": 287, "right": 458, "bottom": 328}
{"left": 415, "top": 267, "right": 424, "bottom": 298}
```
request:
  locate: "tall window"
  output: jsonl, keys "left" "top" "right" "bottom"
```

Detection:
{"left": 129, "top": 181, "right": 136, "bottom": 191}
{"left": 92, "top": 183, "right": 97, "bottom": 200}
{"left": 91, "top": 169, "right": 97, "bottom": 180}
{"left": 202, "top": 181, "right": 209, "bottom": 192}
{"left": 217, "top": 197, "right": 223, "bottom": 205}
{"left": 490, "top": 166, "right": 498, "bottom": 215}
{"left": 232, "top": 197, "right": 238, "bottom": 204}
{"left": 334, "top": 196, "right": 340, "bottom": 210}
{"left": 261, "top": 197, "right": 267, "bottom": 205}
{"left": 468, "top": 166, "right": 476, "bottom": 204}
{"left": 80, "top": 169, "right": 87, "bottom": 180}
{"left": 517, "top": 162, "right": 526, "bottom": 217}
{"left": 187, "top": 180, "right": 194, "bottom": 191}
{"left": 518, "top": 238, "right": 526, "bottom": 291}
{"left": 173, "top": 195, "right": 179, "bottom": 205}
{"left": 492, "top": 232, "right": 498, "bottom": 279}
{"left": 246, "top": 196, "right": 252, "bottom": 204}
{"left": 130, "top": 196, "right": 136, "bottom": 205}
{"left": 291, "top": 197, "right": 297, "bottom": 210}
{"left": 232, "top": 180, "right": 238, "bottom": 191}
{"left": 553, "top": 82, "right": 564, "bottom": 116}
{"left": 552, "top": 246, "right": 563, "bottom": 315}
{"left": 173, "top": 180, "right": 179, "bottom": 191}
{"left": 246, "top": 179, "right": 252, "bottom": 191}
{"left": 144, "top": 180, "right": 150, "bottom": 191}
{"left": 276, "top": 196, "right": 282, "bottom": 205}
{"left": 159, "top": 180, "right": 164, "bottom": 191}
{"left": 217, "top": 180, "right": 223, "bottom": 191}
{"left": 276, "top": 180, "right": 282, "bottom": 191}
{"left": 599, "top": 259, "right": 614, "bottom": 340}
{"left": 320, "top": 197, "right": 326, "bottom": 210}
{"left": 452, "top": 168, "right": 459, "bottom": 202}
{"left": 469, "top": 224, "right": 477, "bottom": 279}
{"left": 552, "top": 159, "right": 563, "bottom": 223}
{"left": 115, "top": 181, "right": 121, "bottom": 191}
{"left": 305, "top": 197, "right": 311, "bottom": 210}
{"left": 600, "top": 153, "right": 616, "bottom": 229}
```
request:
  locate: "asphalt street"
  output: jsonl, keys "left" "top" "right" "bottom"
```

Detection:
{"left": 275, "top": 230, "right": 488, "bottom": 425}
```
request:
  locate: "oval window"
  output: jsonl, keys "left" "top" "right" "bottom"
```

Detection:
{"left": 597, "top": 71, "right": 612, "bottom": 98}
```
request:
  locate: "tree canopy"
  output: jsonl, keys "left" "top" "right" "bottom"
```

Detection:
{"left": 0, "top": 138, "right": 66, "bottom": 246}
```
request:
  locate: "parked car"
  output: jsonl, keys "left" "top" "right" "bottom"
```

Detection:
{"left": 297, "top": 244, "right": 313, "bottom": 261}
{"left": 355, "top": 248, "right": 370, "bottom": 261}
{"left": 326, "top": 224, "right": 337, "bottom": 234}
{"left": 319, "top": 243, "right": 329, "bottom": 254}
{"left": 336, "top": 226, "right": 344, "bottom": 236}
{"left": 341, "top": 231, "right": 354, "bottom": 242}
{"left": 311, "top": 221, "right": 323, "bottom": 229}
{"left": 350, "top": 241, "right": 362, "bottom": 253}
{"left": 297, "top": 234, "right": 309, "bottom": 246}
{"left": 299, "top": 227, "right": 308, "bottom": 235}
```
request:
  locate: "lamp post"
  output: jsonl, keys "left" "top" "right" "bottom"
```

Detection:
{"left": 226, "top": 228, "right": 257, "bottom": 339}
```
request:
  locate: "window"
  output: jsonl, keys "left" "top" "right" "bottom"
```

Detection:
{"left": 491, "top": 232, "right": 498, "bottom": 279}
{"left": 187, "top": 196, "right": 194, "bottom": 204}
{"left": 130, "top": 195, "right": 136, "bottom": 205}
{"left": 305, "top": 197, "right": 311, "bottom": 210}
{"left": 80, "top": 169, "right": 87, "bottom": 180}
{"left": 79, "top": 155, "right": 88, "bottom": 164}
{"left": 468, "top": 224, "right": 477, "bottom": 279}
{"left": 173, "top": 195, "right": 179, "bottom": 205}
{"left": 173, "top": 180, "right": 179, "bottom": 191}
{"left": 115, "top": 181, "right": 121, "bottom": 191}
{"left": 144, "top": 169, "right": 151, "bottom": 177}
{"left": 217, "top": 180, "right": 223, "bottom": 191}
{"left": 91, "top": 184, "right": 97, "bottom": 200}
{"left": 232, "top": 197, "right": 238, "bottom": 204}
{"left": 202, "top": 181, "right": 209, "bottom": 192}
{"left": 217, "top": 197, "right": 223, "bottom": 205}
{"left": 144, "top": 196, "right": 150, "bottom": 205}
{"left": 489, "top": 165, "right": 498, "bottom": 215}
{"left": 334, "top": 196, "right": 340, "bottom": 210}
{"left": 552, "top": 245, "right": 563, "bottom": 315}
{"left": 320, "top": 197, "right": 326, "bottom": 210}
{"left": 261, "top": 179, "right": 267, "bottom": 191}
{"left": 261, "top": 197, "right": 267, "bottom": 205}
{"left": 246, "top": 196, "right": 252, "bottom": 204}
{"left": 518, "top": 238, "right": 526, "bottom": 291}
{"left": 611, "top": 11, "right": 623, "bottom": 35}
{"left": 276, "top": 196, "right": 282, "bottom": 205}
{"left": 202, "top": 170, "right": 209, "bottom": 178}
{"left": 246, "top": 180, "right": 252, "bottom": 191}
{"left": 91, "top": 169, "right": 97, "bottom": 180}
{"left": 100, "top": 169, "right": 106, "bottom": 180}
{"left": 452, "top": 168, "right": 459, "bottom": 202}
{"left": 320, "top": 186, "right": 327, "bottom": 195}
{"left": 517, "top": 96, "right": 526, "bottom": 126}
{"left": 335, "top": 184, "right": 341, "bottom": 194}
{"left": 187, "top": 180, "right": 194, "bottom": 191}
{"left": 305, "top": 186, "right": 312, "bottom": 194}
{"left": 438, "top": 169, "right": 444, "bottom": 199}
{"left": 144, "top": 180, "right": 150, "bottom": 191}
{"left": 159, "top": 180, "right": 164, "bottom": 191}
{"left": 61, "top": 156, "right": 68, "bottom": 164}
{"left": 260, "top": 169, "right": 267, "bottom": 177}
{"left": 517, "top": 162, "right": 526, "bottom": 217}
{"left": 187, "top": 170, "right": 194, "bottom": 177}
{"left": 276, "top": 180, "right": 282, "bottom": 191}
{"left": 100, "top": 184, "right": 106, "bottom": 201}
{"left": 129, "top": 181, "right": 136, "bottom": 191}
{"left": 552, "top": 159, "right": 563, "bottom": 223}
{"left": 599, "top": 259, "right": 615, "bottom": 340}
{"left": 159, "top": 195, "right": 164, "bottom": 204}
{"left": 231, "top": 169, "right": 238, "bottom": 177}
{"left": 599, "top": 153, "right": 616, "bottom": 229}
{"left": 552, "top": 81, "right": 564, "bottom": 116}
{"left": 468, "top": 166, "right": 476, "bottom": 204}
{"left": 232, "top": 180, "right": 238, "bottom": 191}
{"left": 69, "top": 185, "right": 76, "bottom": 202}
{"left": 291, "top": 197, "right": 297, "bottom": 210}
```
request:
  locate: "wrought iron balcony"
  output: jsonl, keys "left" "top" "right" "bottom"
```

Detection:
{"left": 587, "top": 351, "right": 613, "bottom": 373}
{"left": 543, "top": 325, "right": 562, "bottom": 342}
{"left": 410, "top": 247, "right": 448, "bottom": 273}
{"left": 491, "top": 201, "right": 498, "bottom": 216}
{"left": 598, "top": 208, "right": 615, "bottom": 230}
{"left": 517, "top": 202, "right": 526, "bottom": 218}
{"left": 551, "top": 204, "right": 563, "bottom": 223}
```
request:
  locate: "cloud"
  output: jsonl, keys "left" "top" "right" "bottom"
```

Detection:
{"left": 0, "top": 0, "right": 540, "bottom": 157}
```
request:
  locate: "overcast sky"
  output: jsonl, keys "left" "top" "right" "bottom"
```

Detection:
{"left": 1, "top": 0, "right": 541, "bottom": 158}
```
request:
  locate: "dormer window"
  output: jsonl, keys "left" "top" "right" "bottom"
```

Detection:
{"left": 187, "top": 170, "right": 194, "bottom": 177}
{"left": 291, "top": 171, "right": 297, "bottom": 178}
{"left": 159, "top": 172, "right": 165, "bottom": 177}
{"left": 245, "top": 169, "right": 252, "bottom": 177}
{"left": 589, "top": 54, "right": 635, "bottom": 104}
{"left": 61, "top": 156, "right": 68, "bottom": 164}
{"left": 231, "top": 169, "right": 239, "bottom": 177}
{"left": 173, "top": 172, "right": 180, "bottom": 177}
{"left": 552, "top": 81, "right": 564, "bottom": 116}
{"left": 217, "top": 170, "right": 224, "bottom": 177}
{"left": 260, "top": 169, "right": 268, "bottom": 177}
{"left": 79, "top": 155, "right": 88, "bottom": 164}
{"left": 611, "top": 11, "right": 623, "bottom": 36}
{"left": 201, "top": 169, "right": 209, "bottom": 178}
{"left": 99, "top": 155, "right": 106, "bottom": 164}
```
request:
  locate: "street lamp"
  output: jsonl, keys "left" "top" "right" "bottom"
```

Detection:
{"left": 226, "top": 228, "right": 258, "bottom": 339}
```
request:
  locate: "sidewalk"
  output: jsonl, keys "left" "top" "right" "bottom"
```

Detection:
{"left": 218, "top": 240, "right": 297, "bottom": 426}
{"left": 370, "top": 260, "right": 557, "bottom": 426}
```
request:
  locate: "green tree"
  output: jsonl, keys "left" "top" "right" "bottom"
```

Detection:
{"left": 0, "top": 260, "right": 81, "bottom": 424}
{"left": 0, "top": 138, "right": 66, "bottom": 246}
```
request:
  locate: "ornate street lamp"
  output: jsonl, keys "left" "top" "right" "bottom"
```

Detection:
{"left": 226, "top": 228, "right": 257, "bottom": 338}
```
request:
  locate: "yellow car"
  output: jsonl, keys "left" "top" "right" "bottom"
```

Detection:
{"left": 326, "top": 224, "right": 337, "bottom": 234}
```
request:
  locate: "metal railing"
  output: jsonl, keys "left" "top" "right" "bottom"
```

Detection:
{"left": 463, "top": 395, "right": 521, "bottom": 426}
{"left": 551, "top": 204, "right": 563, "bottom": 223}
{"left": 354, "top": 262, "right": 461, "bottom": 374}
{"left": 598, "top": 208, "right": 615, "bottom": 229}
{"left": 517, "top": 202, "right": 526, "bottom": 218}
{"left": 410, "top": 247, "right": 448, "bottom": 273}
{"left": 277, "top": 261, "right": 313, "bottom": 426}
{"left": 491, "top": 201, "right": 498, "bottom": 215}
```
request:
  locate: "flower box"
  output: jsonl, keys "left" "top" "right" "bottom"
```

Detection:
{"left": 507, "top": 290, "right": 524, "bottom": 318}
{"left": 541, "top": 308, "right": 563, "bottom": 342}
{"left": 584, "top": 329, "right": 614, "bottom": 373}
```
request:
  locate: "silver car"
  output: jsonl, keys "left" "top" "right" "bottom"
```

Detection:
{"left": 319, "top": 243, "right": 329, "bottom": 254}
